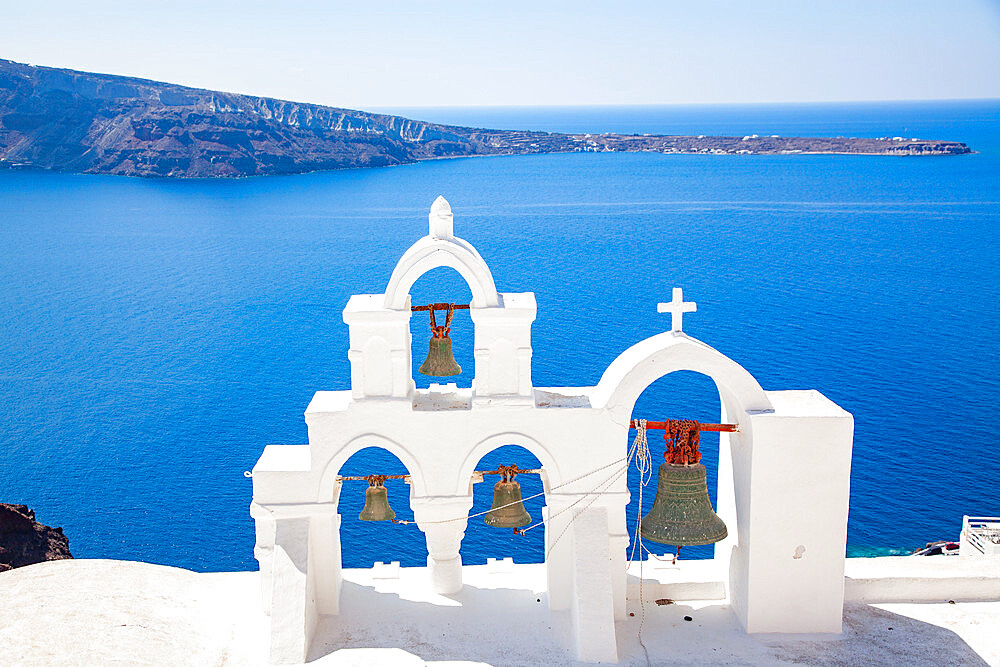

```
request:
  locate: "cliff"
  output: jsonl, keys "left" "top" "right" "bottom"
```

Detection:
{"left": 0, "top": 503, "right": 72, "bottom": 571}
{"left": 0, "top": 59, "right": 971, "bottom": 178}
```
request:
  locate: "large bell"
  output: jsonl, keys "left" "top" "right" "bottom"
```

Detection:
{"left": 484, "top": 478, "right": 531, "bottom": 529}
{"left": 359, "top": 479, "right": 396, "bottom": 522}
{"left": 418, "top": 336, "right": 461, "bottom": 376}
{"left": 640, "top": 462, "right": 727, "bottom": 547}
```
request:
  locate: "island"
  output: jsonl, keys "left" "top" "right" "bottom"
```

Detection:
{"left": 0, "top": 59, "right": 971, "bottom": 179}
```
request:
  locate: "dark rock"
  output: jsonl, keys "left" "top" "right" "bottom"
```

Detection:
{"left": 0, "top": 503, "right": 72, "bottom": 572}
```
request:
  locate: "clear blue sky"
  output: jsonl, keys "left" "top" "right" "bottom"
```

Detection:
{"left": 3, "top": 1, "right": 999, "bottom": 108}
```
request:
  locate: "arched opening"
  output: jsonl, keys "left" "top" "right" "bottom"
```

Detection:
{"left": 407, "top": 266, "right": 476, "bottom": 389}
{"left": 626, "top": 370, "right": 729, "bottom": 562}
{"left": 336, "top": 446, "right": 426, "bottom": 568}
{"left": 461, "top": 445, "right": 547, "bottom": 566}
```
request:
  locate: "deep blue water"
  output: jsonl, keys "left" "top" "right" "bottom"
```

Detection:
{"left": 1, "top": 100, "right": 997, "bottom": 571}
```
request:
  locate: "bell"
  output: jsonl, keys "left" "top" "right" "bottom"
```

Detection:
{"left": 359, "top": 479, "right": 396, "bottom": 522}
{"left": 418, "top": 336, "right": 462, "bottom": 376}
{"left": 484, "top": 478, "right": 531, "bottom": 529}
{"left": 418, "top": 304, "right": 462, "bottom": 377}
{"left": 640, "top": 462, "right": 727, "bottom": 547}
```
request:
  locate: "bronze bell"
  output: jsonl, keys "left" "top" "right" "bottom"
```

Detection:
{"left": 359, "top": 476, "right": 396, "bottom": 522}
{"left": 419, "top": 336, "right": 462, "bottom": 376}
{"left": 484, "top": 466, "right": 531, "bottom": 529}
{"left": 418, "top": 304, "right": 461, "bottom": 377}
{"left": 640, "top": 462, "right": 727, "bottom": 547}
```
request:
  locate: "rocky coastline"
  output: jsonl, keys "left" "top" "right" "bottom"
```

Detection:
{"left": 0, "top": 503, "right": 72, "bottom": 571}
{"left": 0, "top": 58, "right": 972, "bottom": 179}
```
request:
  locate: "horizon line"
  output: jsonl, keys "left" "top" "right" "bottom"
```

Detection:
{"left": 4, "top": 57, "right": 998, "bottom": 113}
{"left": 373, "top": 98, "right": 1000, "bottom": 110}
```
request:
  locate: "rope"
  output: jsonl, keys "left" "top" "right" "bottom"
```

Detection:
{"left": 628, "top": 420, "right": 652, "bottom": 666}
{"left": 629, "top": 419, "right": 652, "bottom": 563}
{"left": 640, "top": 541, "right": 677, "bottom": 564}
{"left": 391, "top": 454, "right": 633, "bottom": 526}
{"left": 518, "top": 416, "right": 647, "bottom": 539}
{"left": 528, "top": 420, "right": 648, "bottom": 558}
{"left": 542, "top": 461, "right": 632, "bottom": 560}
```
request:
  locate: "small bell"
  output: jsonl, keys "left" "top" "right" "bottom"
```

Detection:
{"left": 484, "top": 465, "right": 531, "bottom": 529}
{"left": 418, "top": 304, "right": 462, "bottom": 377}
{"left": 639, "top": 462, "right": 728, "bottom": 547}
{"left": 359, "top": 476, "right": 396, "bottom": 522}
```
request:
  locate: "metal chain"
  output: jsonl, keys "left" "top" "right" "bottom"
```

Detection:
{"left": 664, "top": 419, "right": 701, "bottom": 465}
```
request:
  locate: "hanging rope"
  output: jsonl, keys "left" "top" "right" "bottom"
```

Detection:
{"left": 542, "top": 457, "right": 633, "bottom": 560}
{"left": 517, "top": 416, "right": 647, "bottom": 539}
{"left": 627, "top": 419, "right": 652, "bottom": 666}
{"left": 629, "top": 419, "right": 652, "bottom": 563}
{"left": 530, "top": 419, "right": 652, "bottom": 557}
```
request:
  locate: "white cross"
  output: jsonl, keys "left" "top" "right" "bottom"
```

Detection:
{"left": 657, "top": 287, "right": 697, "bottom": 332}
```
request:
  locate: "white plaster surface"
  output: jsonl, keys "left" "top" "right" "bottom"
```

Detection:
{"left": 1, "top": 558, "right": 998, "bottom": 666}
{"left": 626, "top": 555, "right": 728, "bottom": 601}
{"left": 845, "top": 556, "right": 1000, "bottom": 602}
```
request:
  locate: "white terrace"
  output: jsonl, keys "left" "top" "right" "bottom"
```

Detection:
{"left": 249, "top": 197, "right": 856, "bottom": 664}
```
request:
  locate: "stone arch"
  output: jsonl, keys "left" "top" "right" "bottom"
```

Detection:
{"left": 624, "top": 369, "right": 731, "bottom": 548}
{"left": 593, "top": 332, "right": 772, "bottom": 576}
{"left": 456, "top": 432, "right": 563, "bottom": 497}
{"left": 317, "top": 433, "right": 428, "bottom": 502}
{"left": 383, "top": 236, "right": 500, "bottom": 310}
{"left": 591, "top": 332, "right": 773, "bottom": 426}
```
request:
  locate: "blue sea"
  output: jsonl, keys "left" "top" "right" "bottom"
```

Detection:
{"left": 1, "top": 100, "right": 997, "bottom": 571}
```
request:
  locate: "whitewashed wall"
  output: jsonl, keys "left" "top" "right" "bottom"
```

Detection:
{"left": 250, "top": 197, "right": 855, "bottom": 663}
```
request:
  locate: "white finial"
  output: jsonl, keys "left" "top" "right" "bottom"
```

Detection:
{"left": 429, "top": 196, "right": 453, "bottom": 239}
{"left": 657, "top": 287, "right": 697, "bottom": 333}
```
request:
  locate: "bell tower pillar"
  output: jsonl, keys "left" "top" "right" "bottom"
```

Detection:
{"left": 470, "top": 292, "right": 536, "bottom": 403}
{"left": 411, "top": 496, "right": 474, "bottom": 594}
{"left": 343, "top": 294, "right": 414, "bottom": 400}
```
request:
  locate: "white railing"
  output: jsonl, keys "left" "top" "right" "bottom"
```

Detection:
{"left": 962, "top": 516, "right": 1000, "bottom": 556}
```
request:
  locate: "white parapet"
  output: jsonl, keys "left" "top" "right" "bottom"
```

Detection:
{"left": 961, "top": 516, "right": 1000, "bottom": 557}
{"left": 845, "top": 555, "right": 1000, "bottom": 602}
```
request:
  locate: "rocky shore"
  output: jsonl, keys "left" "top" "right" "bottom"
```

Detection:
{"left": 0, "top": 59, "right": 972, "bottom": 179}
{"left": 0, "top": 503, "right": 72, "bottom": 571}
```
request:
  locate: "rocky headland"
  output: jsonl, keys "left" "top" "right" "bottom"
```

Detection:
{"left": 0, "top": 58, "right": 972, "bottom": 179}
{"left": 0, "top": 503, "right": 72, "bottom": 571}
